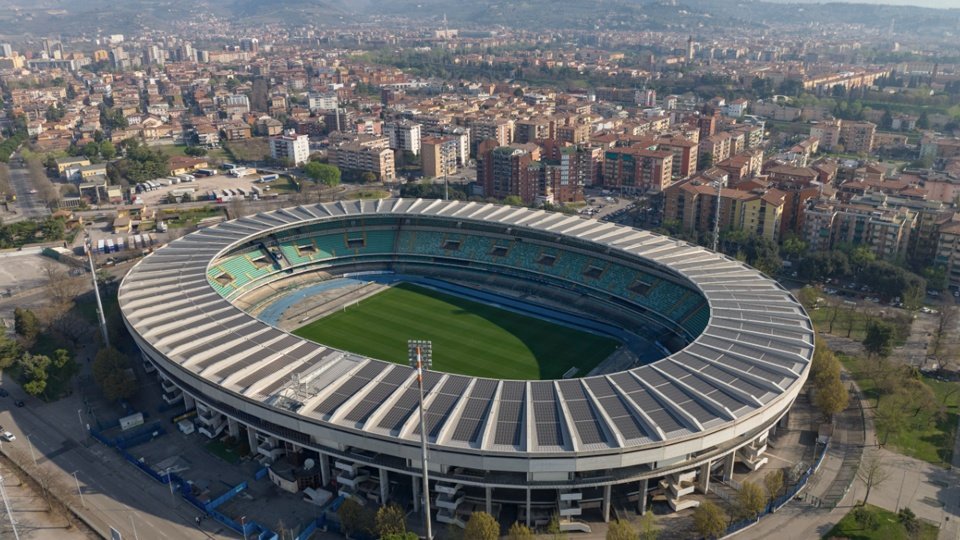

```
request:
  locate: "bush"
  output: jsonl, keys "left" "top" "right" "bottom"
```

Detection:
{"left": 852, "top": 506, "right": 879, "bottom": 529}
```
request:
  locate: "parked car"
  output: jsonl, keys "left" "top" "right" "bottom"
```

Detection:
{"left": 1, "top": 431, "right": 15, "bottom": 442}
{"left": 14, "top": 400, "right": 24, "bottom": 407}
{"left": 0, "top": 388, "right": 7, "bottom": 397}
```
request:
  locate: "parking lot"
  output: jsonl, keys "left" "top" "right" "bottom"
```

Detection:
{"left": 134, "top": 172, "right": 286, "bottom": 207}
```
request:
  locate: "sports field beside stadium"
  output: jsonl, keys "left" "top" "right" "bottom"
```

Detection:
{"left": 292, "top": 282, "right": 620, "bottom": 379}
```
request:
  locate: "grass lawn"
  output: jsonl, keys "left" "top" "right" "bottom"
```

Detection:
{"left": 157, "top": 144, "right": 228, "bottom": 162}
{"left": 224, "top": 139, "right": 269, "bottom": 162}
{"left": 807, "top": 305, "right": 911, "bottom": 345}
{"left": 840, "top": 354, "right": 959, "bottom": 466}
{"left": 293, "top": 282, "right": 620, "bottom": 380}
{"left": 205, "top": 438, "right": 247, "bottom": 465}
{"left": 824, "top": 504, "right": 938, "bottom": 540}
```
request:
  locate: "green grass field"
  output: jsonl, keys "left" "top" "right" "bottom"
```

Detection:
{"left": 293, "top": 283, "right": 620, "bottom": 379}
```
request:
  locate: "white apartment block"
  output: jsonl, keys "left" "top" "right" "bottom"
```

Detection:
{"left": 270, "top": 131, "right": 310, "bottom": 166}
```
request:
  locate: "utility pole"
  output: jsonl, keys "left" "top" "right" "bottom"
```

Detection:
{"left": 86, "top": 238, "right": 109, "bottom": 347}
{"left": 408, "top": 340, "right": 433, "bottom": 540}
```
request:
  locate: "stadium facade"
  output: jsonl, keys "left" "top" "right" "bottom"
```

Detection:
{"left": 119, "top": 198, "right": 813, "bottom": 528}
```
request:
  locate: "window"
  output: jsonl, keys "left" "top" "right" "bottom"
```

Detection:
{"left": 215, "top": 273, "right": 233, "bottom": 285}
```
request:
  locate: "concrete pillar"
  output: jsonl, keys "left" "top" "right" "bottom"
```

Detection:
{"left": 638, "top": 478, "right": 648, "bottom": 515}
{"left": 413, "top": 476, "right": 422, "bottom": 512}
{"left": 183, "top": 393, "right": 195, "bottom": 411}
{"left": 380, "top": 468, "right": 389, "bottom": 505}
{"left": 320, "top": 453, "right": 331, "bottom": 486}
{"left": 486, "top": 487, "right": 492, "bottom": 515}
{"left": 723, "top": 451, "right": 736, "bottom": 482}
{"left": 246, "top": 426, "right": 257, "bottom": 457}
{"left": 697, "top": 461, "right": 711, "bottom": 494}
{"left": 602, "top": 485, "right": 612, "bottom": 523}
{"left": 227, "top": 417, "right": 240, "bottom": 438}
{"left": 526, "top": 489, "right": 532, "bottom": 526}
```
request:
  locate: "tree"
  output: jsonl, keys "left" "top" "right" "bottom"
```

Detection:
{"left": 375, "top": 503, "right": 407, "bottom": 537}
{"left": 856, "top": 451, "right": 891, "bottom": 506}
{"left": 863, "top": 320, "right": 894, "bottom": 360}
{"left": 463, "top": 511, "right": 500, "bottom": 540}
{"left": 99, "top": 140, "right": 116, "bottom": 160}
{"left": 361, "top": 171, "right": 378, "bottom": 184}
{"left": 337, "top": 498, "right": 364, "bottom": 538}
{"left": 92, "top": 347, "right": 138, "bottom": 401}
{"left": 735, "top": 480, "right": 766, "bottom": 520}
{"left": 917, "top": 111, "right": 930, "bottom": 130}
{"left": 503, "top": 195, "right": 524, "bottom": 206}
{"left": 698, "top": 151, "right": 714, "bottom": 170}
{"left": 14, "top": 307, "right": 40, "bottom": 345}
{"left": 303, "top": 161, "right": 341, "bottom": 189}
{"left": 637, "top": 512, "right": 659, "bottom": 540}
{"left": 692, "top": 500, "right": 727, "bottom": 539}
{"left": 607, "top": 519, "right": 639, "bottom": 540}
{"left": 814, "top": 376, "right": 849, "bottom": 420}
{"left": 796, "top": 286, "right": 819, "bottom": 309}
{"left": 0, "top": 331, "right": 22, "bottom": 370}
{"left": 507, "top": 522, "right": 534, "bottom": 540}
{"left": 763, "top": 469, "right": 784, "bottom": 501}
{"left": 184, "top": 146, "right": 207, "bottom": 157}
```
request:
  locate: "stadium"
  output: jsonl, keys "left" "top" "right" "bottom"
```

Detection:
{"left": 118, "top": 198, "right": 814, "bottom": 530}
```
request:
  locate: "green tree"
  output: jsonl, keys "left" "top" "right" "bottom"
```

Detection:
{"left": 606, "top": 519, "right": 639, "bottom": 540}
{"left": 303, "top": 161, "right": 341, "bottom": 188}
{"left": 692, "top": 500, "right": 727, "bottom": 539}
{"left": 698, "top": 151, "right": 714, "bottom": 170}
{"left": 507, "top": 522, "right": 534, "bottom": 540}
{"left": 503, "top": 195, "right": 524, "bottom": 206}
{"left": 375, "top": 503, "right": 407, "bottom": 537}
{"left": 184, "top": 146, "right": 207, "bottom": 157}
{"left": 382, "top": 534, "right": 419, "bottom": 540}
{"left": 780, "top": 236, "right": 807, "bottom": 260}
{"left": 338, "top": 498, "right": 364, "bottom": 538}
{"left": 763, "top": 469, "right": 784, "bottom": 501}
{"left": 917, "top": 111, "right": 930, "bottom": 130}
{"left": 92, "top": 347, "right": 138, "bottom": 401}
{"left": 99, "top": 140, "right": 116, "bottom": 160}
{"left": 361, "top": 171, "right": 378, "bottom": 184}
{"left": 638, "top": 512, "right": 659, "bottom": 540}
{"left": 863, "top": 320, "right": 894, "bottom": 360}
{"left": 815, "top": 376, "right": 849, "bottom": 420}
{"left": 464, "top": 512, "right": 500, "bottom": 540}
{"left": 735, "top": 481, "right": 767, "bottom": 520}
{"left": 13, "top": 307, "right": 40, "bottom": 344}
{"left": 0, "top": 331, "right": 22, "bottom": 370}
{"left": 18, "top": 353, "right": 50, "bottom": 397}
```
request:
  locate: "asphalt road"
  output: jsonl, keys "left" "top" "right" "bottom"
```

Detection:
{"left": 7, "top": 155, "right": 51, "bottom": 220}
{"left": 0, "top": 373, "right": 233, "bottom": 540}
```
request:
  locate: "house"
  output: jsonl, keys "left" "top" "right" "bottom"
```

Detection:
{"left": 168, "top": 156, "right": 209, "bottom": 176}
{"left": 55, "top": 156, "right": 92, "bottom": 179}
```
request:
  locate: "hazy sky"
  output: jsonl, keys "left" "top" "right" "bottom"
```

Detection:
{"left": 780, "top": 0, "right": 960, "bottom": 7}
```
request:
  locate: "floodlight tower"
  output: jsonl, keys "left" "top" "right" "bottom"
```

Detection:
{"left": 408, "top": 340, "right": 433, "bottom": 540}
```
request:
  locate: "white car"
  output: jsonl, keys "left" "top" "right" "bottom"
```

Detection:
{"left": 0, "top": 431, "right": 15, "bottom": 442}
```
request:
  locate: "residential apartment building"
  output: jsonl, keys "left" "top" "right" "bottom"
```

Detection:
{"left": 656, "top": 136, "right": 699, "bottom": 179}
{"left": 765, "top": 164, "right": 822, "bottom": 237}
{"left": 329, "top": 142, "right": 396, "bottom": 181}
{"left": 477, "top": 142, "right": 541, "bottom": 203}
{"left": 421, "top": 136, "right": 459, "bottom": 178}
{"left": 810, "top": 120, "right": 842, "bottom": 150}
{"left": 839, "top": 121, "right": 877, "bottom": 154}
{"left": 269, "top": 131, "right": 310, "bottom": 166}
{"left": 699, "top": 132, "right": 732, "bottom": 165}
{"left": 385, "top": 120, "right": 422, "bottom": 156}
{"left": 602, "top": 147, "right": 674, "bottom": 194}
{"left": 662, "top": 173, "right": 784, "bottom": 242}
{"left": 468, "top": 118, "right": 513, "bottom": 153}
{"left": 423, "top": 125, "right": 470, "bottom": 166}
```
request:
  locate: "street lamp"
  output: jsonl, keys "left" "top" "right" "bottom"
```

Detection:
{"left": 25, "top": 435, "right": 37, "bottom": 466}
{"left": 407, "top": 340, "right": 433, "bottom": 540}
{"left": 164, "top": 468, "right": 176, "bottom": 506}
{"left": 72, "top": 471, "right": 85, "bottom": 507}
{"left": 240, "top": 515, "right": 247, "bottom": 540}
{"left": 0, "top": 474, "right": 20, "bottom": 540}
{"left": 77, "top": 409, "right": 86, "bottom": 441}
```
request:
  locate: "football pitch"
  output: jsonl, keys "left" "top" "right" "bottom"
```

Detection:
{"left": 292, "top": 282, "right": 620, "bottom": 379}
